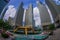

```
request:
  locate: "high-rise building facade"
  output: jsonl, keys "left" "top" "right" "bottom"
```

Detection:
{"left": 25, "top": 3, "right": 34, "bottom": 26}
{"left": 0, "top": 0, "right": 8, "bottom": 14}
{"left": 37, "top": 1, "right": 51, "bottom": 26}
{"left": 14, "top": 2, "right": 24, "bottom": 26}
{"left": 8, "top": 2, "right": 24, "bottom": 26}
{"left": 45, "top": 0, "right": 60, "bottom": 23}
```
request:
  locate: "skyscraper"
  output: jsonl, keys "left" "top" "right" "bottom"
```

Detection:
{"left": 25, "top": 3, "right": 34, "bottom": 26}
{"left": 14, "top": 2, "right": 24, "bottom": 26}
{"left": 45, "top": 0, "right": 60, "bottom": 23}
{"left": 37, "top": 1, "right": 51, "bottom": 26}
{"left": 0, "top": 0, "right": 7, "bottom": 14}
{"left": 8, "top": 2, "right": 24, "bottom": 26}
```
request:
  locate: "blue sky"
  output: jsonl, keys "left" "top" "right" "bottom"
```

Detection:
{"left": 9, "top": 0, "right": 45, "bottom": 9}
{"left": 8, "top": 0, "right": 60, "bottom": 9}
{"left": 23, "top": 0, "right": 45, "bottom": 9}
{"left": 4, "top": 0, "right": 60, "bottom": 9}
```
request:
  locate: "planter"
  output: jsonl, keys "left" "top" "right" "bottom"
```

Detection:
{"left": 49, "top": 30, "right": 53, "bottom": 35}
{"left": 1, "top": 33, "right": 9, "bottom": 38}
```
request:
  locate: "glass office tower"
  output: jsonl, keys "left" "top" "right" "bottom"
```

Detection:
{"left": 8, "top": 2, "right": 24, "bottom": 26}
{"left": 45, "top": 0, "right": 60, "bottom": 23}
{"left": 25, "top": 3, "right": 34, "bottom": 26}
{"left": 37, "top": 1, "right": 51, "bottom": 26}
{"left": 45, "top": 0, "right": 60, "bottom": 27}
{"left": 0, "top": 0, "right": 7, "bottom": 14}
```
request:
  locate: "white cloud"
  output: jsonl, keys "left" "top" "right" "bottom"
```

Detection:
{"left": 3, "top": 5, "right": 16, "bottom": 21}
{"left": 33, "top": 7, "right": 41, "bottom": 27}
{"left": 33, "top": 7, "right": 40, "bottom": 19}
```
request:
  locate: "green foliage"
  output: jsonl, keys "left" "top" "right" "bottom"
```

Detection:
{"left": 0, "top": 19, "right": 11, "bottom": 30}
{"left": 3, "top": 22, "right": 11, "bottom": 30}
{"left": 1, "top": 33, "right": 9, "bottom": 38}
{"left": 0, "top": 19, "right": 4, "bottom": 28}
{"left": 0, "top": 19, "right": 11, "bottom": 38}
{"left": 49, "top": 24, "right": 55, "bottom": 30}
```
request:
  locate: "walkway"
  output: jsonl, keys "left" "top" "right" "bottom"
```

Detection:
{"left": 46, "top": 28, "right": 60, "bottom": 40}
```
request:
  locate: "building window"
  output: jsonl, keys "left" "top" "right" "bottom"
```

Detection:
{"left": 53, "top": 0, "right": 60, "bottom": 5}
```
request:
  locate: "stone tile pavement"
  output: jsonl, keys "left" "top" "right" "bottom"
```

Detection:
{"left": 46, "top": 28, "right": 60, "bottom": 40}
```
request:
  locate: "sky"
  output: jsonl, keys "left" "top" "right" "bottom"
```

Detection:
{"left": 33, "top": 7, "right": 41, "bottom": 26}
{"left": 8, "top": 0, "right": 45, "bottom": 9}
{"left": 23, "top": 0, "right": 45, "bottom": 9}
{"left": 8, "top": 0, "right": 60, "bottom": 9}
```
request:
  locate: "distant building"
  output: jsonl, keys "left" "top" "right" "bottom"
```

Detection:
{"left": 8, "top": 2, "right": 24, "bottom": 26}
{"left": 14, "top": 2, "right": 24, "bottom": 26}
{"left": 37, "top": 1, "right": 51, "bottom": 26}
{"left": 45, "top": 0, "right": 60, "bottom": 23}
{"left": 25, "top": 3, "right": 35, "bottom": 27}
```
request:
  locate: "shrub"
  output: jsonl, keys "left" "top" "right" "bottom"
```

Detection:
{"left": 49, "top": 24, "right": 55, "bottom": 30}
{"left": 1, "top": 33, "right": 9, "bottom": 38}
{"left": 0, "top": 19, "right": 11, "bottom": 30}
{"left": 0, "top": 19, "right": 4, "bottom": 28}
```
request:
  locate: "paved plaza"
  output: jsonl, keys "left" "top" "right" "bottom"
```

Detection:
{"left": 46, "top": 28, "right": 60, "bottom": 40}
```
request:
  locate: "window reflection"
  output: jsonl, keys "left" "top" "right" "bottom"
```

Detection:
{"left": 53, "top": 0, "right": 60, "bottom": 5}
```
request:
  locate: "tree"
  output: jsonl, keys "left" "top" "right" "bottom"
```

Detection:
{"left": 0, "top": 19, "right": 11, "bottom": 30}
